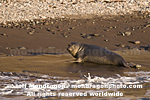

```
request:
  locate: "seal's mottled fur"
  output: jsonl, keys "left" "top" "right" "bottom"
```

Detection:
{"left": 67, "top": 42, "right": 130, "bottom": 67}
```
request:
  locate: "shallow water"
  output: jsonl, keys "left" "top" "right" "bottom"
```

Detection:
{"left": 0, "top": 50, "right": 150, "bottom": 99}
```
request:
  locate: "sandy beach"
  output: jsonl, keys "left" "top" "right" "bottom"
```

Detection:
{"left": 0, "top": 0, "right": 150, "bottom": 99}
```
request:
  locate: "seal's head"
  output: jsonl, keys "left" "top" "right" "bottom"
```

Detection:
{"left": 67, "top": 42, "right": 80, "bottom": 57}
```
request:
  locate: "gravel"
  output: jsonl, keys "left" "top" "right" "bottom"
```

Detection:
{"left": 0, "top": 0, "right": 150, "bottom": 24}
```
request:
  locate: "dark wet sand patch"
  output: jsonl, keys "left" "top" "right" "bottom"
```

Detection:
{"left": 0, "top": 50, "right": 149, "bottom": 78}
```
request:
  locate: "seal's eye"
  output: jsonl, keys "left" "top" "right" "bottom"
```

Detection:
{"left": 68, "top": 44, "right": 71, "bottom": 47}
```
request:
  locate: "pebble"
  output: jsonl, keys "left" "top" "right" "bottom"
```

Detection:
{"left": 63, "top": 35, "right": 68, "bottom": 38}
{"left": 146, "top": 21, "right": 150, "bottom": 24}
{"left": 28, "top": 31, "right": 34, "bottom": 35}
{"left": 70, "top": 27, "right": 75, "bottom": 29}
{"left": 44, "top": 22, "right": 49, "bottom": 25}
{"left": 121, "top": 31, "right": 132, "bottom": 36}
{"left": 100, "top": 35, "right": 105, "bottom": 37}
{"left": 1, "top": 33, "right": 7, "bottom": 36}
{"left": 104, "top": 29, "right": 110, "bottom": 32}
{"left": 6, "top": 47, "right": 11, "bottom": 49}
{"left": 52, "top": 32, "right": 56, "bottom": 34}
{"left": 121, "top": 32, "right": 125, "bottom": 36}
{"left": 46, "top": 28, "right": 51, "bottom": 31}
{"left": 48, "top": 47, "right": 55, "bottom": 49}
{"left": 80, "top": 33, "right": 87, "bottom": 36}
{"left": 113, "top": 26, "right": 117, "bottom": 28}
{"left": 0, "top": 0, "right": 149, "bottom": 24}
{"left": 85, "top": 35, "right": 92, "bottom": 39}
{"left": 135, "top": 64, "right": 142, "bottom": 68}
{"left": 126, "top": 45, "right": 134, "bottom": 49}
{"left": 118, "top": 44, "right": 125, "bottom": 47}
{"left": 145, "top": 24, "right": 150, "bottom": 27}
{"left": 28, "top": 29, "right": 35, "bottom": 35}
{"left": 26, "top": 27, "right": 30, "bottom": 30}
{"left": 108, "top": 26, "right": 113, "bottom": 29}
{"left": 124, "top": 31, "right": 132, "bottom": 36}
{"left": 134, "top": 41, "right": 141, "bottom": 44}
{"left": 104, "top": 39, "right": 109, "bottom": 42}
{"left": 7, "top": 54, "right": 14, "bottom": 56}
{"left": 18, "top": 47, "right": 26, "bottom": 49}
{"left": 93, "top": 33, "right": 100, "bottom": 37}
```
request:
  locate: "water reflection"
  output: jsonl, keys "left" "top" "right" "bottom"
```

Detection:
{"left": 66, "top": 62, "right": 129, "bottom": 77}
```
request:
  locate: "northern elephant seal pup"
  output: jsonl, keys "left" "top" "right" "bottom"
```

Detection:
{"left": 67, "top": 42, "right": 140, "bottom": 68}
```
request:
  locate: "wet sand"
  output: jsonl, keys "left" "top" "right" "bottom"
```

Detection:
{"left": 0, "top": 50, "right": 150, "bottom": 99}
{"left": 0, "top": 50, "right": 150, "bottom": 77}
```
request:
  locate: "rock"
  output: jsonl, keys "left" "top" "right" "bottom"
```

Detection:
{"left": 126, "top": 45, "right": 134, "bottom": 49}
{"left": 79, "top": 23, "right": 82, "bottom": 25}
{"left": 52, "top": 32, "right": 56, "bottom": 34}
{"left": 28, "top": 31, "right": 34, "bottom": 35}
{"left": 125, "top": 27, "right": 130, "bottom": 31}
{"left": 108, "top": 26, "right": 113, "bottom": 29}
{"left": 26, "top": 27, "right": 30, "bottom": 30}
{"left": 104, "top": 39, "right": 109, "bottom": 42}
{"left": 7, "top": 54, "right": 14, "bottom": 56}
{"left": 70, "top": 27, "right": 75, "bottom": 29}
{"left": 64, "top": 35, "right": 68, "bottom": 38}
{"left": 46, "top": 28, "right": 51, "bottom": 31}
{"left": 0, "top": 0, "right": 149, "bottom": 29}
{"left": 145, "top": 24, "right": 150, "bottom": 27}
{"left": 63, "top": 32, "right": 67, "bottom": 35}
{"left": 85, "top": 35, "right": 92, "bottom": 39}
{"left": 118, "top": 44, "right": 125, "bottom": 47}
{"left": 104, "top": 29, "right": 109, "bottom": 32}
{"left": 134, "top": 41, "right": 141, "bottom": 44}
{"left": 73, "top": 20, "right": 76, "bottom": 22}
{"left": 121, "top": 32, "right": 126, "bottom": 36}
{"left": 36, "top": 20, "right": 40, "bottom": 24}
{"left": 48, "top": 47, "right": 55, "bottom": 49}
{"left": 44, "top": 22, "right": 49, "bottom": 25}
{"left": 18, "top": 47, "right": 26, "bottom": 49}
{"left": 6, "top": 47, "right": 11, "bottom": 49}
{"left": 56, "top": 26, "right": 60, "bottom": 29}
{"left": 100, "top": 35, "right": 105, "bottom": 37}
{"left": 58, "top": 30, "right": 63, "bottom": 32}
{"left": 39, "top": 27, "right": 42, "bottom": 29}
{"left": 146, "top": 21, "right": 150, "bottom": 24}
{"left": 93, "top": 33, "right": 100, "bottom": 37}
{"left": 80, "top": 33, "right": 87, "bottom": 36}
{"left": 50, "top": 30, "right": 54, "bottom": 32}
{"left": 113, "top": 26, "right": 117, "bottom": 28}
{"left": 135, "top": 64, "right": 142, "bottom": 68}
{"left": 28, "top": 29, "right": 35, "bottom": 35}
{"left": 124, "top": 31, "right": 132, "bottom": 36}
{"left": 72, "top": 2, "right": 77, "bottom": 4}
{"left": 1, "top": 33, "right": 7, "bottom": 36}
{"left": 120, "top": 31, "right": 132, "bottom": 36}
{"left": 51, "top": 22, "right": 54, "bottom": 24}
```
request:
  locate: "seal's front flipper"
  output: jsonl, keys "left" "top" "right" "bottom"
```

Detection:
{"left": 66, "top": 58, "right": 82, "bottom": 63}
{"left": 123, "top": 62, "right": 142, "bottom": 68}
{"left": 123, "top": 62, "right": 130, "bottom": 68}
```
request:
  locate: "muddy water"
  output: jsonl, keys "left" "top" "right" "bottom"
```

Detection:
{"left": 0, "top": 50, "right": 150, "bottom": 99}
